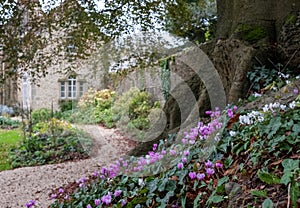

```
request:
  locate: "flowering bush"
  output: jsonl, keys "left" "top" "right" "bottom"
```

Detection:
{"left": 73, "top": 89, "right": 116, "bottom": 126}
{"left": 0, "top": 104, "right": 14, "bottom": 116}
{"left": 78, "top": 89, "right": 115, "bottom": 109}
{"left": 33, "top": 118, "right": 72, "bottom": 135}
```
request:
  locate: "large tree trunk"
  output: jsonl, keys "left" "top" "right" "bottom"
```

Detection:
{"left": 129, "top": 0, "right": 300, "bottom": 156}
{"left": 215, "top": 0, "right": 300, "bottom": 102}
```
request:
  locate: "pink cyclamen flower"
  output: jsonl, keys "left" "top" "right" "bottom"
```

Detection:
{"left": 183, "top": 150, "right": 189, "bottom": 156}
{"left": 25, "top": 200, "right": 35, "bottom": 208}
{"left": 294, "top": 88, "right": 299, "bottom": 94}
{"left": 215, "top": 162, "right": 223, "bottom": 168}
{"left": 121, "top": 200, "right": 127, "bottom": 207}
{"left": 206, "top": 168, "right": 215, "bottom": 176}
{"left": 94, "top": 199, "right": 101, "bottom": 206}
{"left": 182, "top": 157, "right": 187, "bottom": 163}
{"left": 181, "top": 138, "right": 188, "bottom": 144}
{"left": 197, "top": 173, "right": 205, "bottom": 180}
{"left": 114, "top": 190, "right": 122, "bottom": 197}
{"left": 227, "top": 109, "right": 234, "bottom": 118}
{"left": 153, "top": 143, "right": 158, "bottom": 151}
{"left": 101, "top": 194, "right": 112, "bottom": 205}
{"left": 93, "top": 171, "right": 100, "bottom": 177}
{"left": 189, "top": 139, "right": 195, "bottom": 145}
{"left": 50, "top": 193, "right": 57, "bottom": 199}
{"left": 78, "top": 177, "right": 87, "bottom": 184}
{"left": 58, "top": 188, "right": 64, "bottom": 194}
{"left": 205, "top": 110, "right": 212, "bottom": 115}
{"left": 205, "top": 160, "right": 214, "bottom": 168}
{"left": 86, "top": 204, "right": 92, "bottom": 208}
{"left": 189, "top": 172, "right": 197, "bottom": 180}
{"left": 101, "top": 167, "right": 107, "bottom": 175}
{"left": 170, "top": 149, "right": 176, "bottom": 156}
{"left": 177, "top": 162, "right": 184, "bottom": 169}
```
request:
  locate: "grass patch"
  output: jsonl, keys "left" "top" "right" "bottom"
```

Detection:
{"left": 0, "top": 129, "right": 22, "bottom": 171}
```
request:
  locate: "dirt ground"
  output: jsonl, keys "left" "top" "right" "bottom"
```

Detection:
{"left": 0, "top": 125, "right": 136, "bottom": 208}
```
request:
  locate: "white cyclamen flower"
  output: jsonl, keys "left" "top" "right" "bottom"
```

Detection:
{"left": 280, "top": 104, "right": 287, "bottom": 111}
{"left": 262, "top": 104, "right": 269, "bottom": 112}
{"left": 254, "top": 92, "right": 262, "bottom": 97}
{"left": 229, "top": 131, "right": 237, "bottom": 137}
{"left": 289, "top": 101, "right": 296, "bottom": 109}
{"left": 138, "top": 178, "right": 145, "bottom": 186}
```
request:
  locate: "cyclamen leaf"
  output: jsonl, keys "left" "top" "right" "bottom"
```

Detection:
{"left": 193, "top": 194, "right": 202, "bottom": 208}
{"left": 282, "top": 159, "right": 299, "bottom": 172}
{"left": 165, "top": 180, "right": 176, "bottom": 192}
{"left": 207, "top": 195, "right": 224, "bottom": 204}
{"left": 290, "top": 182, "right": 300, "bottom": 207}
{"left": 158, "top": 178, "right": 168, "bottom": 192}
{"left": 218, "top": 176, "right": 229, "bottom": 187}
{"left": 251, "top": 190, "right": 267, "bottom": 197}
{"left": 267, "top": 117, "right": 281, "bottom": 139}
{"left": 258, "top": 170, "right": 280, "bottom": 184}
{"left": 280, "top": 172, "right": 292, "bottom": 185}
{"left": 292, "top": 124, "right": 300, "bottom": 134}
{"left": 262, "top": 198, "right": 274, "bottom": 208}
{"left": 147, "top": 179, "right": 158, "bottom": 193}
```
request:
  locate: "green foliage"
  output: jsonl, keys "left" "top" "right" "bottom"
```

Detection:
{"left": 112, "top": 88, "right": 160, "bottom": 140}
{"left": 160, "top": 58, "right": 171, "bottom": 100}
{"left": 31, "top": 108, "right": 52, "bottom": 124}
{"left": 9, "top": 123, "right": 92, "bottom": 168}
{"left": 59, "top": 100, "right": 77, "bottom": 112}
{"left": 33, "top": 118, "right": 72, "bottom": 136}
{"left": 0, "top": 116, "right": 20, "bottom": 129}
{"left": 165, "top": 0, "right": 217, "bottom": 43}
{"left": 257, "top": 170, "right": 280, "bottom": 185}
{"left": 285, "top": 14, "right": 297, "bottom": 25}
{"left": 235, "top": 24, "right": 267, "bottom": 43}
{"left": 74, "top": 89, "right": 116, "bottom": 125}
{"left": 247, "top": 66, "right": 279, "bottom": 92}
{"left": 280, "top": 159, "right": 300, "bottom": 207}
{"left": 0, "top": 0, "right": 177, "bottom": 83}
{"left": 280, "top": 159, "right": 299, "bottom": 185}
{"left": 247, "top": 64, "right": 296, "bottom": 93}
{"left": 262, "top": 198, "right": 274, "bottom": 208}
{"left": 250, "top": 190, "right": 267, "bottom": 198}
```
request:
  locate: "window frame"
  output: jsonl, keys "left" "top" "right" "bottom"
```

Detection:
{"left": 59, "top": 75, "right": 85, "bottom": 100}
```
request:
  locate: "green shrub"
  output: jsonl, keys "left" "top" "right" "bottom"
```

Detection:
{"left": 59, "top": 100, "right": 77, "bottom": 112}
{"left": 112, "top": 87, "right": 161, "bottom": 140}
{"left": 31, "top": 108, "right": 52, "bottom": 124}
{"left": 75, "top": 89, "right": 116, "bottom": 125}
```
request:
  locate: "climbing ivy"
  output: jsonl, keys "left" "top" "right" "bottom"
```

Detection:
{"left": 160, "top": 58, "right": 171, "bottom": 100}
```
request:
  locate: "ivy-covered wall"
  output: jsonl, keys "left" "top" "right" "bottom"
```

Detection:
{"left": 111, "top": 57, "right": 196, "bottom": 105}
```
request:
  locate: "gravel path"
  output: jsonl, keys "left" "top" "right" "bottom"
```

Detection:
{"left": 0, "top": 125, "right": 136, "bottom": 208}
